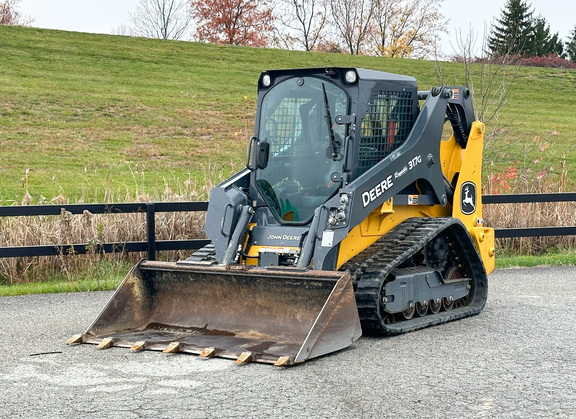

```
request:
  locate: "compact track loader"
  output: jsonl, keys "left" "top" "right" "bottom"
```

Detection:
{"left": 70, "top": 67, "right": 495, "bottom": 365}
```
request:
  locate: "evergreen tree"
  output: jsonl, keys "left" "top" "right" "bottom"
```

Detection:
{"left": 527, "top": 16, "right": 563, "bottom": 57}
{"left": 487, "top": 0, "right": 534, "bottom": 56}
{"left": 488, "top": 0, "right": 564, "bottom": 57}
{"left": 566, "top": 25, "right": 576, "bottom": 62}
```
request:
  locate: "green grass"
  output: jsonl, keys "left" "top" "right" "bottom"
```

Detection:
{"left": 0, "top": 276, "right": 121, "bottom": 296}
{"left": 488, "top": 67, "right": 576, "bottom": 173}
{"left": 2, "top": 26, "right": 575, "bottom": 204}
{"left": 495, "top": 249, "right": 576, "bottom": 269}
{"left": 0, "top": 251, "right": 573, "bottom": 297}
{"left": 0, "top": 258, "right": 131, "bottom": 296}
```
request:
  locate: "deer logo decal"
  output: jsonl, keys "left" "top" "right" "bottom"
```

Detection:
{"left": 461, "top": 181, "right": 476, "bottom": 215}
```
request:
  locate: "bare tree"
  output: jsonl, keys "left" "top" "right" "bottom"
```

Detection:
{"left": 129, "top": 0, "right": 191, "bottom": 40}
{"left": 278, "top": 0, "right": 328, "bottom": 51}
{"left": 443, "top": 26, "right": 519, "bottom": 126}
{"left": 276, "top": 0, "right": 446, "bottom": 57}
{"left": 0, "top": 0, "right": 33, "bottom": 26}
{"left": 371, "top": 0, "right": 447, "bottom": 58}
{"left": 111, "top": 23, "right": 135, "bottom": 37}
{"left": 435, "top": 25, "right": 521, "bottom": 175}
{"left": 329, "top": 0, "right": 375, "bottom": 54}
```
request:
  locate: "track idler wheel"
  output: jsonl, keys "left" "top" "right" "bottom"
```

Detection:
{"left": 402, "top": 303, "right": 415, "bottom": 320}
{"left": 429, "top": 298, "right": 442, "bottom": 314}
{"left": 442, "top": 297, "right": 455, "bottom": 311}
{"left": 416, "top": 301, "right": 429, "bottom": 317}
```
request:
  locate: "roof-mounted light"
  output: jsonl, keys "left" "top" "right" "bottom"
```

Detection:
{"left": 345, "top": 70, "right": 358, "bottom": 84}
{"left": 262, "top": 74, "right": 271, "bottom": 87}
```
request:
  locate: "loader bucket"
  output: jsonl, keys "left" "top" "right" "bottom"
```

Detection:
{"left": 70, "top": 260, "right": 362, "bottom": 365}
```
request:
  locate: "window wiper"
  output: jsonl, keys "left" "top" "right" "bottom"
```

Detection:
{"left": 322, "top": 83, "right": 342, "bottom": 161}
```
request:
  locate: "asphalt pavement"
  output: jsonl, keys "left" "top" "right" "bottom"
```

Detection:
{"left": 0, "top": 266, "right": 575, "bottom": 418}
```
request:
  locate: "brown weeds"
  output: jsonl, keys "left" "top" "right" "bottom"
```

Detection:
{"left": 483, "top": 155, "right": 576, "bottom": 255}
{"left": 1, "top": 153, "right": 574, "bottom": 285}
{"left": 0, "top": 170, "right": 227, "bottom": 285}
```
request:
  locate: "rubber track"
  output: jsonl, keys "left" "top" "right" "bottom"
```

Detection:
{"left": 184, "top": 243, "right": 217, "bottom": 264}
{"left": 342, "top": 217, "right": 488, "bottom": 336}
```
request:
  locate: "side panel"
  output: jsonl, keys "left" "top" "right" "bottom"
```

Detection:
{"left": 451, "top": 121, "right": 495, "bottom": 274}
{"left": 204, "top": 169, "right": 250, "bottom": 263}
{"left": 341, "top": 91, "right": 452, "bottom": 229}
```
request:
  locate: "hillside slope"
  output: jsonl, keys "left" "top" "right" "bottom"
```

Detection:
{"left": 1, "top": 26, "right": 575, "bottom": 203}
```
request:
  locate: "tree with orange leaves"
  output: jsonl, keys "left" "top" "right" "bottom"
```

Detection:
{"left": 0, "top": 0, "right": 32, "bottom": 26}
{"left": 191, "top": 0, "right": 275, "bottom": 47}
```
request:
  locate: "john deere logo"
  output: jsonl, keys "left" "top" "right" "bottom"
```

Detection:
{"left": 461, "top": 181, "right": 476, "bottom": 215}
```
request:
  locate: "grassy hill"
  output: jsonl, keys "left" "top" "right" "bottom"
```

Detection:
{"left": 1, "top": 25, "right": 576, "bottom": 204}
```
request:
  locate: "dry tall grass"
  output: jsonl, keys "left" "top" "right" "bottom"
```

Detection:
{"left": 0, "top": 171, "right": 222, "bottom": 285}
{"left": 1, "top": 156, "right": 575, "bottom": 285}
{"left": 483, "top": 155, "right": 576, "bottom": 255}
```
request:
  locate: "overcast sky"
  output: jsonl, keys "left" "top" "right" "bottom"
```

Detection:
{"left": 15, "top": 0, "right": 576, "bottom": 57}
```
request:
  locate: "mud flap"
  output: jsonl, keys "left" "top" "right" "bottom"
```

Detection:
{"left": 71, "top": 260, "right": 362, "bottom": 365}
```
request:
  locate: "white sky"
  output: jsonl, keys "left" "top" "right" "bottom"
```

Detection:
{"left": 16, "top": 0, "right": 576, "bottom": 56}
{"left": 440, "top": 0, "right": 575, "bottom": 56}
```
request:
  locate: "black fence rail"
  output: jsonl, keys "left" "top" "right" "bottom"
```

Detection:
{"left": 0, "top": 193, "right": 574, "bottom": 260}
{"left": 0, "top": 202, "right": 210, "bottom": 260}
{"left": 483, "top": 193, "right": 576, "bottom": 238}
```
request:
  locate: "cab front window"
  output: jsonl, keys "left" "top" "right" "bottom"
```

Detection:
{"left": 256, "top": 77, "right": 347, "bottom": 224}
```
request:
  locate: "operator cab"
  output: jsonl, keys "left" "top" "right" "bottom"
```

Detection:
{"left": 250, "top": 67, "right": 419, "bottom": 225}
{"left": 253, "top": 74, "right": 348, "bottom": 224}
